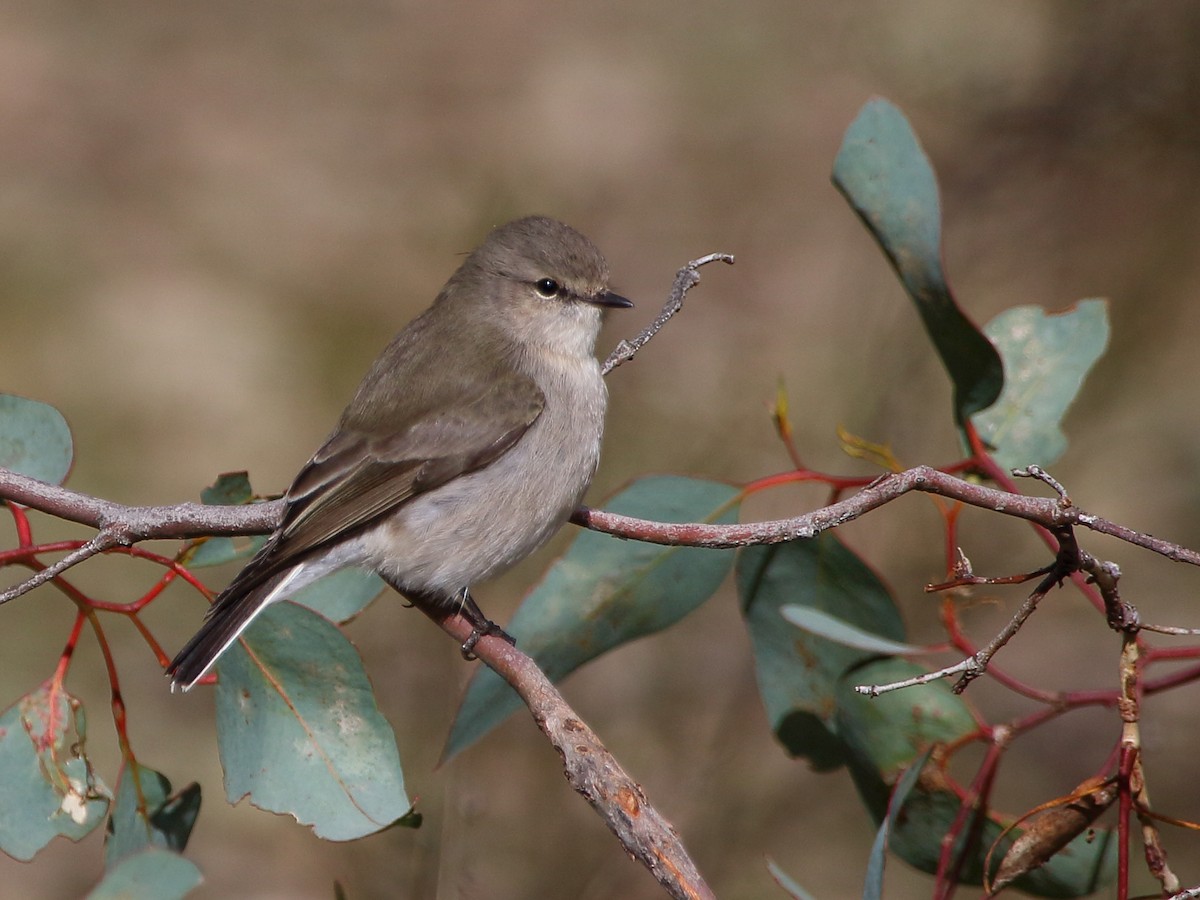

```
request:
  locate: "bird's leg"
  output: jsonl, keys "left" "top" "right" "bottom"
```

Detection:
{"left": 455, "top": 587, "right": 515, "bottom": 660}
{"left": 383, "top": 576, "right": 514, "bottom": 659}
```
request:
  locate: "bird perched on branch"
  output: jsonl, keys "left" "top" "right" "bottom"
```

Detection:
{"left": 168, "top": 216, "right": 631, "bottom": 690}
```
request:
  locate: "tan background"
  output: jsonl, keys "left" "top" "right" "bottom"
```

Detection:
{"left": 2, "top": 2, "right": 1200, "bottom": 897}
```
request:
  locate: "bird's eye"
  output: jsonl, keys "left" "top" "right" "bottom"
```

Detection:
{"left": 533, "top": 278, "right": 560, "bottom": 299}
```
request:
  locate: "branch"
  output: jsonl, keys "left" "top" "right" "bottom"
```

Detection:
{"left": 602, "top": 252, "right": 734, "bottom": 376}
{"left": 427, "top": 610, "right": 715, "bottom": 900}
{"left": 5, "top": 463, "right": 1200, "bottom": 608}
{"left": 0, "top": 467, "right": 284, "bottom": 538}
{"left": 572, "top": 466, "right": 1200, "bottom": 565}
{"left": 0, "top": 466, "right": 283, "bottom": 605}
{"left": 1, "top": 469, "right": 717, "bottom": 894}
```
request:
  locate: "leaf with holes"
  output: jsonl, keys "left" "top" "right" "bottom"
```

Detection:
{"left": 104, "top": 763, "right": 200, "bottom": 867}
{"left": 0, "top": 683, "right": 109, "bottom": 860}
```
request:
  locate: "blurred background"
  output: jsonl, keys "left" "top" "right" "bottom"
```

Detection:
{"left": 2, "top": 1, "right": 1200, "bottom": 897}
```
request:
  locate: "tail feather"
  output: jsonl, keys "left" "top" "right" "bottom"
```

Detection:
{"left": 167, "top": 567, "right": 299, "bottom": 691}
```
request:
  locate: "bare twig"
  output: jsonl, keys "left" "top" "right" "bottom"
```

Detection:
{"left": 574, "top": 466, "right": 1200, "bottom": 566}
{"left": 926, "top": 562, "right": 1056, "bottom": 592}
{"left": 1013, "top": 465, "right": 1072, "bottom": 506}
{"left": 854, "top": 657, "right": 979, "bottom": 698}
{"left": 0, "top": 533, "right": 111, "bottom": 604}
{"left": 868, "top": 525, "right": 1110, "bottom": 698}
{"left": 859, "top": 567, "right": 1061, "bottom": 698}
{"left": 950, "top": 568, "right": 1060, "bottom": 693}
{"left": 1139, "top": 623, "right": 1200, "bottom": 636}
{"left": 0, "top": 467, "right": 283, "bottom": 605}
{"left": 427, "top": 609, "right": 715, "bottom": 900}
{"left": 601, "top": 252, "right": 734, "bottom": 376}
{"left": 6, "top": 464, "right": 1200, "bottom": 609}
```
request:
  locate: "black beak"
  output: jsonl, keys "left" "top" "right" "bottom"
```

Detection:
{"left": 590, "top": 290, "right": 634, "bottom": 309}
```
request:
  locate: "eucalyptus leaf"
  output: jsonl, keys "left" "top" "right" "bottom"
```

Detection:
{"left": 214, "top": 603, "right": 412, "bottom": 840}
{"left": 0, "top": 393, "right": 73, "bottom": 485}
{"left": 833, "top": 98, "right": 1003, "bottom": 424}
{"left": 781, "top": 605, "right": 922, "bottom": 656}
{"left": 739, "top": 533, "right": 905, "bottom": 770}
{"left": 105, "top": 763, "right": 199, "bottom": 868}
{"left": 974, "top": 300, "right": 1109, "bottom": 470}
{"left": 0, "top": 684, "right": 109, "bottom": 860}
{"left": 87, "top": 848, "right": 202, "bottom": 900}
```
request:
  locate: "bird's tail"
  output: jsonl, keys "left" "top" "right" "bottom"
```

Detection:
{"left": 167, "top": 567, "right": 300, "bottom": 692}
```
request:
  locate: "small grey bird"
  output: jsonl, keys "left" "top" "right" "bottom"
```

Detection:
{"left": 168, "top": 216, "right": 631, "bottom": 690}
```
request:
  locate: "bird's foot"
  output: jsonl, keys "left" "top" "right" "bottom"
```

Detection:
{"left": 460, "top": 620, "right": 516, "bottom": 660}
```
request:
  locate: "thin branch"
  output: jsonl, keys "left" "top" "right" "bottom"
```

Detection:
{"left": 2, "top": 464, "right": 716, "bottom": 893}
{"left": 6, "top": 464, "right": 1200, "bottom": 610}
{"left": 0, "top": 467, "right": 284, "bottom": 539}
{"left": 856, "top": 567, "right": 1061, "bottom": 698}
{"left": 1012, "top": 465, "right": 1072, "bottom": 506}
{"left": 0, "top": 466, "right": 283, "bottom": 605}
{"left": 7, "top": 459, "right": 1200, "bottom": 891}
{"left": 950, "top": 568, "right": 1059, "bottom": 693}
{"left": 854, "top": 657, "right": 979, "bottom": 698}
{"left": 573, "top": 466, "right": 1200, "bottom": 565}
{"left": 601, "top": 252, "right": 734, "bottom": 376}
{"left": 427, "top": 608, "right": 715, "bottom": 900}
{"left": 0, "top": 534, "right": 111, "bottom": 605}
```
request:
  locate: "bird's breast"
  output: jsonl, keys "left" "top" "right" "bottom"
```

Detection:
{"left": 365, "top": 355, "right": 608, "bottom": 593}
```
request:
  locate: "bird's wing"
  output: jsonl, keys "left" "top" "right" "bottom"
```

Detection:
{"left": 167, "top": 335, "right": 546, "bottom": 690}
{"left": 233, "top": 369, "right": 546, "bottom": 595}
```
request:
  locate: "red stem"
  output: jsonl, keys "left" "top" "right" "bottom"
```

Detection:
{"left": 934, "top": 734, "right": 1003, "bottom": 899}
{"left": 7, "top": 501, "right": 34, "bottom": 546}
{"left": 1117, "top": 743, "right": 1137, "bottom": 900}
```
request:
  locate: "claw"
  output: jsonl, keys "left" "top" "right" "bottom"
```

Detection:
{"left": 460, "top": 620, "right": 516, "bottom": 660}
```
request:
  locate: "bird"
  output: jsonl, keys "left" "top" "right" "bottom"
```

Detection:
{"left": 167, "top": 216, "right": 632, "bottom": 690}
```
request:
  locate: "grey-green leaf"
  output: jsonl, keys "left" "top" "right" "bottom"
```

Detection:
{"left": 105, "top": 763, "right": 199, "bottom": 868}
{"left": 832, "top": 98, "right": 1003, "bottom": 424}
{"left": 185, "top": 535, "right": 266, "bottom": 570}
{"left": 765, "top": 857, "right": 819, "bottom": 900}
{"left": 445, "top": 476, "right": 740, "bottom": 760}
{"left": 781, "top": 605, "right": 923, "bottom": 656}
{"left": 974, "top": 300, "right": 1109, "bottom": 471}
{"left": 0, "top": 393, "right": 73, "bottom": 485}
{"left": 199, "top": 472, "right": 254, "bottom": 506}
{"left": 836, "top": 657, "right": 975, "bottom": 807}
{"left": 213, "top": 603, "right": 412, "bottom": 841}
{"left": 291, "top": 568, "right": 385, "bottom": 623}
{"left": 0, "top": 684, "right": 109, "bottom": 860}
{"left": 863, "top": 747, "right": 933, "bottom": 900}
{"left": 738, "top": 533, "right": 905, "bottom": 770}
{"left": 87, "top": 847, "right": 202, "bottom": 900}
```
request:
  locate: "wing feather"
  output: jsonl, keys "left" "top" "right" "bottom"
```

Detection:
{"left": 229, "top": 370, "right": 544, "bottom": 594}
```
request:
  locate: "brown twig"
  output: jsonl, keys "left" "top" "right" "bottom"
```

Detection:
{"left": 0, "top": 467, "right": 283, "bottom": 605}
{"left": 601, "top": 252, "right": 734, "bottom": 376}
{"left": 864, "top": 523, "right": 1143, "bottom": 698}
{"left": 574, "top": 466, "right": 1200, "bottom": 565}
{"left": 6, "top": 464, "right": 1200, "bottom": 606}
{"left": 427, "top": 610, "right": 715, "bottom": 900}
